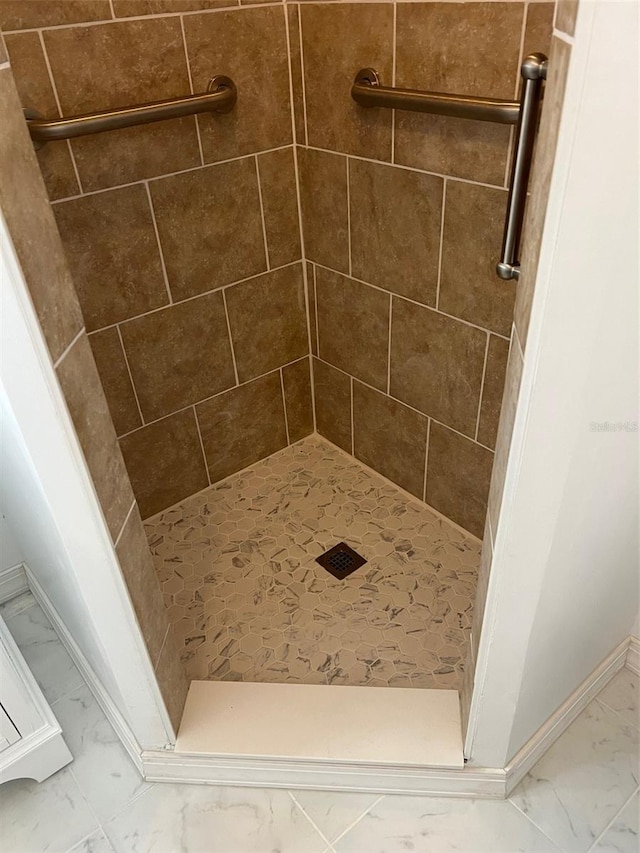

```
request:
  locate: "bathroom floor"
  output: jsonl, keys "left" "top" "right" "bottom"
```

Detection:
{"left": 144, "top": 435, "right": 481, "bottom": 689}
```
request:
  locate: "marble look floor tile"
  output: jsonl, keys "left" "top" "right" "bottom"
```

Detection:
{"left": 0, "top": 768, "right": 98, "bottom": 853}
{"left": 66, "top": 830, "right": 115, "bottom": 853}
{"left": 332, "top": 795, "right": 559, "bottom": 852}
{"left": 0, "top": 594, "right": 85, "bottom": 704}
{"left": 597, "top": 668, "right": 640, "bottom": 729}
{"left": 52, "top": 683, "right": 151, "bottom": 823}
{"left": 592, "top": 790, "right": 639, "bottom": 853}
{"left": 291, "top": 790, "right": 381, "bottom": 843}
{"left": 103, "top": 784, "right": 328, "bottom": 853}
{"left": 145, "top": 435, "right": 480, "bottom": 690}
{"left": 510, "top": 698, "right": 639, "bottom": 853}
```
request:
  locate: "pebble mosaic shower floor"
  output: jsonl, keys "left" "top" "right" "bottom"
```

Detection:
{"left": 144, "top": 436, "right": 480, "bottom": 690}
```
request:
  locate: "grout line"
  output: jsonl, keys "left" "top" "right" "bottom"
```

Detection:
{"left": 221, "top": 289, "right": 240, "bottom": 386}
{"left": 474, "top": 332, "right": 491, "bottom": 442}
{"left": 193, "top": 405, "right": 212, "bottom": 487}
{"left": 346, "top": 156, "right": 352, "bottom": 277}
{"left": 49, "top": 144, "right": 294, "bottom": 205}
{"left": 87, "top": 259, "right": 301, "bottom": 335}
{"left": 330, "top": 795, "right": 387, "bottom": 846}
{"left": 108, "top": 0, "right": 115, "bottom": 17}
{"left": 52, "top": 327, "right": 85, "bottom": 369}
{"left": 180, "top": 14, "right": 205, "bottom": 168}
{"left": 435, "top": 178, "right": 447, "bottom": 310}
{"left": 287, "top": 791, "right": 333, "bottom": 849}
{"left": 66, "top": 765, "right": 105, "bottom": 849}
{"left": 592, "top": 695, "right": 640, "bottom": 731}
{"left": 143, "top": 181, "right": 173, "bottom": 304}
{"left": 307, "top": 354, "right": 317, "bottom": 433}
{"left": 386, "top": 293, "right": 393, "bottom": 395}
{"left": 313, "top": 355, "right": 496, "bottom": 455}
{"left": 350, "top": 375, "right": 355, "bottom": 456}
{"left": 297, "top": 4, "right": 309, "bottom": 148}
{"left": 507, "top": 799, "right": 568, "bottom": 853}
{"left": 279, "top": 368, "right": 291, "bottom": 445}
{"left": 390, "top": 1, "right": 397, "bottom": 163}
{"left": 313, "top": 264, "right": 320, "bottom": 358}
{"left": 585, "top": 787, "right": 640, "bottom": 853}
{"left": 422, "top": 417, "right": 431, "bottom": 503}
{"left": 153, "top": 624, "right": 170, "bottom": 672}
{"left": 312, "top": 260, "right": 511, "bottom": 341}
{"left": 254, "top": 155, "right": 271, "bottom": 270}
{"left": 114, "top": 500, "right": 136, "bottom": 549}
{"left": 116, "top": 325, "right": 145, "bottom": 427}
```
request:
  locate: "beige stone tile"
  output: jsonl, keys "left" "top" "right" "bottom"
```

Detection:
{"left": 523, "top": 2, "right": 555, "bottom": 59}
{"left": 555, "top": 0, "right": 579, "bottom": 36}
{"left": 149, "top": 158, "right": 266, "bottom": 301}
{"left": 515, "top": 37, "right": 572, "bottom": 347}
{"left": 0, "top": 34, "right": 6, "bottom": 65}
{"left": 4, "top": 32, "right": 79, "bottom": 201}
{"left": 196, "top": 371, "right": 288, "bottom": 483}
{"left": 120, "top": 292, "right": 235, "bottom": 421}
{"left": 353, "top": 382, "right": 428, "bottom": 499}
{"left": 313, "top": 358, "right": 352, "bottom": 454}
{"left": 113, "top": 0, "right": 234, "bottom": 14}
{"left": 390, "top": 297, "right": 486, "bottom": 436}
{"left": 257, "top": 147, "right": 302, "bottom": 268}
{"left": 43, "top": 18, "right": 200, "bottom": 191}
{"left": 154, "top": 625, "right": 189, "bottom": 733}
{"left": 283, "top": 358, "right": 314, "bottom": 444}
{"left": 298, "top": 147, "right": 349, "bottom": 273}
{"left": 439, "top": 181, "right": 513, "bottom": 337}
{"left": 394, "top": 2, "right": 523, "bottom": 184}
{"left": 0, "top": 66, "right": 84, "bottom": 363}
{"left": 350, "top": 159, "right": 442, "bottom": 305}
{"left": 89, "top": 328, "right": 142, "bottom": 437}
{"left": 0, "top": 1, "right": 110, "bottom": 30}
{"left": 184, "top": 6, "right": 292, "bottom": 163}
{"left": 225, "top": 264, "right": 308, "bottom": 382}
{"left": 477, "top": 334, "right": 510, "bottom": 450}
{"left": 53, "top": 184, "right": 169, "bottom": 331}
{"left": 300, "top": 3, "right": 393, "bottom": 161}
{"left": 56, "top": 333, "right": 135, "bottom": 541}
{"left": 426, "top": 423, "right": 493, "bottom": 538}
{"left": 120, "top": 409, "right": 209, "bottom": 518}
{"left": 287, "top": 3, "right": 305, "bottom": 144}
{"left": 316, "top": 267, "right": 389, "bottom": 391}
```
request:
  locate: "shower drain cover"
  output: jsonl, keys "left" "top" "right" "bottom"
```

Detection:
{"left": 316, "top": 542, "right": 367, "bottom": 580}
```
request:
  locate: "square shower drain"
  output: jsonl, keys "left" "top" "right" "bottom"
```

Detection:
{"left": 316, "top": 542, "right": 367, "bottom": 580}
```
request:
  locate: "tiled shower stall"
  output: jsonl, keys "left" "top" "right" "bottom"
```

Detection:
{"left": 0, "top": 0, "right": 563, "bottom": 718}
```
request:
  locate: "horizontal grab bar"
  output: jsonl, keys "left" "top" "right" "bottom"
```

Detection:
{"left": 351, "top": 68, "right": 520, "bottom": 125}
{"left": 26, "top": 75, "right": 237, "bottom": 144}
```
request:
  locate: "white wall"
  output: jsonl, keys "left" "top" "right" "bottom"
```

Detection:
{"left": 0, "top": 514, "right": 23, "bottom": 573}
{"left": 0, "top": 212, "right": 174, "bottom": 751}
{"left": 468, "top": 0, "right": 639, "bottom": 767}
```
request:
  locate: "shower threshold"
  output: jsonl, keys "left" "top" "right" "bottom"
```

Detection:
{"left": 144, "top": 435, "right": 480, "bottom": 691}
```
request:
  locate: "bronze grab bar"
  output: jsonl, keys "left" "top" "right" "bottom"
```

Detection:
{"left": 351, "top": 55, "right": 548, "bottom": 281}
{"left": 25, "top": 75, "right": 237, "bottom": 145}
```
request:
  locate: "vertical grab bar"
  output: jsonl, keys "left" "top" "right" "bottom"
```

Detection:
{"left": 496, "top": 53, "right": 548, "bottom": 281}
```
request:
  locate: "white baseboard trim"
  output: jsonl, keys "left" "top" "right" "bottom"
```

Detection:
{"left": 504, "top": 636, "right": 631, "bottom": 794}
{"left": 0, "top": 563, "right": 29, "bottom": 605}
{"left": 24, "top": 566, "right": 145, "bottom": 775}
{"left": 626, "top": 636, "right": 639, "bottom": 675}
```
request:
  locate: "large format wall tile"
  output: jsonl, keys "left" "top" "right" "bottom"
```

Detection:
{"left": 0, "top": 67, "right": 84, "bottom": 364}
{"left": 300, "top": 3, "right": 393, "bottom": 161}
{"left": 350, "top": 159, "right": 442, "bottom": 305}
{"left": 184, "top": 6, "right": 292, "bottom": 163}
{"left": 477, "top": 335, "right": 510, "bottom": 449}
{"left": 298, "top": 147, "right": 349, "bottom": 272}
{"left": 120, "top": 292, "right": 235, "bottom": 421}
{"left": 283, "top": 357, "right": 314, "bottom": 443}
{"left": 89, "top": 328, "right": 142, "bottom": 437}
{"left": 149, "top": 158, "right": 266, "bottom": 300}
{"left": 390, "top": 298, "right": 486, "bottom": 436}
{"left": 225, "top": 265, "right": 308, "bottom": 382}
{"left": 153, "top": 624, "right": 189, "bottom": 732}
{"left": 316, "top": 267, "right": 389, "bottom": 391}
{"left": 113, "top": 0, "right": 235, "bottom": 14}
{"left": 4, "top": 32, "right": 79, "bottom": 201}
{"left": 439, "top": 181, "right": 513, "bottom": 337}
{"left": 0, "top": 1, "right": 111, "bottom": 30}
{"left": 258, "top": 147, "right": 302, "bottom": 268}
{"left": 56, "top": 333, "right": 135, "bottom": 541}
{"left": 196, "top": 371, "right": 288, "bottom": 483}
{"left": 313, "top": 358, "right": 352, "bottom": 454}
{"left": 53, "top": 184, "right": 169, "bottom": 331}
{"left": 394, "top": 2, "right": 524, "bottom": 184}
{"left": 426, "top": 423, "right": 494, "bottom": 538}
{"left": 523, "top": 2, "right": 555, "bottom": 59}
{"left": 353, "top": 382, "right": 428, "bottom": 499}
{"left": 43, "top": 18, "right": 201, "bottom": 190}
{"left": 120, "top": 409, "right": 209, "bottom": 518}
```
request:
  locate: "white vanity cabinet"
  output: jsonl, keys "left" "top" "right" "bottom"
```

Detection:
{"left": 0, "top": 615, "right": 72, "bottom": 784}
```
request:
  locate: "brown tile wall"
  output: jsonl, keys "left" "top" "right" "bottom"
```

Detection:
{"left": 3, "top": 1, "right": 313, "bottom": 520}
{"left": 294, "top": 0, "right": 555, "bottom": 539}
